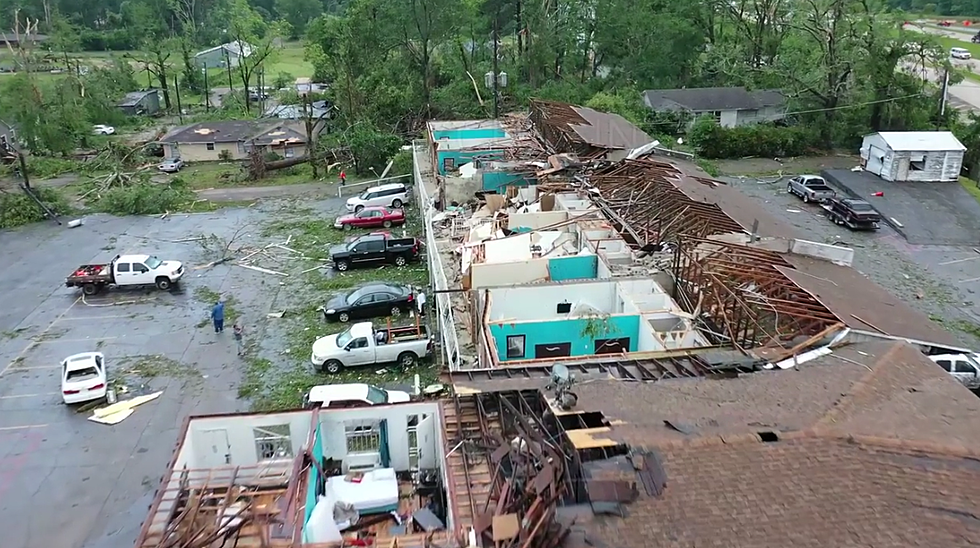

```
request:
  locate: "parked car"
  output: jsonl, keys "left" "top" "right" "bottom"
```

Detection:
{"left": 302, "top": 383, "right": 411, "bottom": 409}
{"left": 973, "top": 32, "right": 980, "bottom": 43}
{"left": 158, "top": 157, "right": 184, "bottom": 173}
{"left": 321, "top": 282, "right": 416, "bottom": 323}
{"left": 329, "top": 233, "right": 422, "bottom": 271}
{"left": 61, "top": 352, "right": 107, "bottom": 404}
{"left": 930, "top": 353, "right": 980, "bottom": 390}
{"left": 334, "top": 206, "right": 406, "bottom": 231}
{"left": 66, "top": 253, "right": 185, "bottom": 295}
{"left": 345, "top": 182, "right": 411, "bottom": 213}
{"left": 951, "top": 47, "right": 972, "bottom": 60}
{"left": 310, "top": 321, "right": 433, "bottom": 373}
{"left": 787, "top": 175, "right": 836, "bottom": 203}
{"left": 93, "top": 124, "right": 115, "bottom": 135}
{"left": 822, "top": 197, "right": 881, "bottom": 230}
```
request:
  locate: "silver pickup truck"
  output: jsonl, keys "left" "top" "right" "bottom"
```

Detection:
{"left": 311, "top": 322, "right": 433, "bottom": 374}
{"left": 787, "top": 175, "right": 836, "bottom": 203}
{"left": 930, "top": 353, "right": 980, "bottom": 390}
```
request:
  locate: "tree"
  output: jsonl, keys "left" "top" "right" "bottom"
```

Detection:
{"left": 226, "top": 0, "right": 287, "bottom": 114}
{"left": 275, "top": 0, "right": 323, "bottom": 38}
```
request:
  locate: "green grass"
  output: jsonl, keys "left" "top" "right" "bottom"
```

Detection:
{"left": 265, "top": 42, "right": 313, "bottom": 78}
{"left": 960, "top": 176, "right": 980, "bottom": 205}
{"left": 179, "top": 162, "right": 321, "bottom": 190}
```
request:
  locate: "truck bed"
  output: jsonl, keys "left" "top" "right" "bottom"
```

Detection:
{"left": 382, "top": 324, "right": 430, "bottom": 342}
{"left": 66, "top": 264, "right": 112, "bottom": 285}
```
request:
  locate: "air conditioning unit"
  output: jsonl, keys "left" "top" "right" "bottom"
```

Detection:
{"left": 345, "top": 452, "right": 381, "bottom": 473}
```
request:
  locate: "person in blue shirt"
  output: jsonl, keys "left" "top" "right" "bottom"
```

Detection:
{"left": 211, "top": 301, "right": 225, "bottom": 333}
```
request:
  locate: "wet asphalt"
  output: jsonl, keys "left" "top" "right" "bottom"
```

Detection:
{"left": 0, "top": 201, "right": 339, "bottom": 548}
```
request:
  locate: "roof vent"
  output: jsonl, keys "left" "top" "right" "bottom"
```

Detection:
{"left": 758, "top": 431, "right": 779, "bottom": 443}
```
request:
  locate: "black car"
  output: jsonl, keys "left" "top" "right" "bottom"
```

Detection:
{"left": 329, "top": 233, "right": 422, "bottom": 271}
{"left": 321, "top": 283, "right": 416, "bottom": 323}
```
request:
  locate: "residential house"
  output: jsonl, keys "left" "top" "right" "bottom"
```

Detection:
{"left": 117, "top": 89, "right": 161, "bottom": 116}
{"left": 529, "top": 99, "right": 653, "bottom": 160}
{"left": 642, "top": 86, "right": 787, "bottom": 128}
{"left": 159, "top": 120, "right": 311, "bottom": 162}
{"left": 194, "top": 41, "right": 254, "bottom": 69}
{"left": 0, "top": 119, "right": 16, "bottom": 151}
{"left": 0, "top": 32, "right": 48, "bottom": 49}
{"left": 860, "top": 131, "right": 966, "bottom": 182}
{"left": 426, "top": 120, "right": 513, "bottom": 175}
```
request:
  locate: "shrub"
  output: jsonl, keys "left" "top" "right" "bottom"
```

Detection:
{"left": 688, "top": 117, "right": 815, "bottom": 159}
{"left": 93, "top": 180, "right": 194, "bottom": 215}
{"left": 218, "top": 149, "right": 234, "bottom": 161}
{"left": 0, "top": 187, "right": 72, "bottom": 229}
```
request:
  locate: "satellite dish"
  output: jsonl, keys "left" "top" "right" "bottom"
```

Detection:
{"left": 551, "top": 364, "right": 570, "bottom": 384}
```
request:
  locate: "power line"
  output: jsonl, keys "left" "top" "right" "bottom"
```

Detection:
{"left": 781, "top": 92, "right": 930, "bottom": 116}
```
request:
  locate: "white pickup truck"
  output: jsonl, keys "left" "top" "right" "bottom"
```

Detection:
{"left": 311, "top": 322, "right": 433, "bottom": 374}
{"left": 66, "top": 254, "right": 185, "bottom": 295}
{"left": 930, "top": 353, "right": 980, "bottom": 390}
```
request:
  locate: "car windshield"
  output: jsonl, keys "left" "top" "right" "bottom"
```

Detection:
{"left": 366, "top": 386, "right": 387, "bottom": 404}
{"left": 336, "top": 328, "right": 353, "bottom": 347}
{"left": 346, "top": 288, "right": 368, "bottom": 305}
{"left": 66, "top": 366, "right": 99, "bottom": 381}
{"left": 145, "top": 256, "right": 163, "bottom": 269}
{"left": 358, "top": 191, "right": 371, "bottom": 199}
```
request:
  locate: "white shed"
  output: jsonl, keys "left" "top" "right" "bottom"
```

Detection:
{"left": 860, "top": 131, "right": 966, "bottom": 182}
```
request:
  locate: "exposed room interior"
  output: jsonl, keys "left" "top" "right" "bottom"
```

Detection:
{"left": 137, "top": 403, "right": 452, "bottom": 548}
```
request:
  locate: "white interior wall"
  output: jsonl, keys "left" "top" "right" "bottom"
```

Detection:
{"left": 596, "top": 255, "right": 612, "bottom": 279}
{"left": 635, "top": 321, "right": 664, "bottom": 352}
{"left": 471, "top": 259, "right": 549, "bottom": 288}
{"left": 488, "top": 282, "right": 619, "bottom": 321}
{"left": 509, "top": 211, "right": 568, "bottom": 230}
{"left": 484, "top": 233, "right": 533, "bottom": 263}
{"left": 318, "top": 402, "right": 441, "bottom": 472}
{"left": 187, "top": 410, "right": 312, "bottom": 470}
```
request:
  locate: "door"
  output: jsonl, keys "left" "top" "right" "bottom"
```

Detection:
{"left": 867, "top": 145, "right": 885, "bottom": 176}
{"left": 371, "top": 292, "right": 395, "bottom": 316}
{"left": 352, "top": 294, "right": 378, "bottom": 318}
{"left": 346, "top": 337, "right": 374, "bottom": 365}
{"left": 115, "top": 262, "right": 133, "bottom": 283}
{"left": 951, "top": 359, "right": 980, "bottom": 388}
{"left": 199, "top": 429, "right": 232, "bottom": 467}
{"left": 416, "top": 413, "right": 436, "bottom": 469}
{"left": 131, "top": 262, "right": 151, "bottom": 284}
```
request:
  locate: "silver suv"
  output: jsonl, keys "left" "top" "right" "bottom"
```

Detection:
{"left": 345, "top": 183, "right": 411, "bottom": 213}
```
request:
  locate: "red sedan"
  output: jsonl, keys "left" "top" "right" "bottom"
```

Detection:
{"left": 334, "top": 206, "right": 405, "bottom": 231}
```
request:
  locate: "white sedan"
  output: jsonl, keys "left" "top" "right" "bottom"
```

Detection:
{"left": 61, "top": 352, "right": 108, "bottom": 404}
{"left": 92, "top": 124, "right": 116, "bottom": 135}
{"left": 302, "top": 383, "right": 410, "bottom": 409}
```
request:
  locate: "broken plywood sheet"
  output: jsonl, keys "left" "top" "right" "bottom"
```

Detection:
{"left": 89, "top": 391, "right": 163, "bottom": 425}
{"left": 485, "top": 194, "right": 507, "bottom": 213}
{"left": 484, "top": 233, "right": 532, "bottom": 263}
{"left": 565, "top": 427, "right": 622, "bottom": 449}
{"left": 453, "top": 384, "right": 483, "bottom": 395}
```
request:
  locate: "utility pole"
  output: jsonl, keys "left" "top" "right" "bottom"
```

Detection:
{"left": 491, "top": 14, "right": 500, "bottom": 119}
{"left": 939, "top": 67, "right": 950, "bottom": 118}
{"left": 203, "top": 67, "right": 210, "bottom": 112}
{"left": 174, "top": 75, "right": 183, "bottom": 123}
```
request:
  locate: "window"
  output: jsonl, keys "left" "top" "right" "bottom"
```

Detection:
{"left": 133, "top": 263, "right": 148, "bottom": 273}
{"left": 373, "top": 293, "right": 392, "bottom": 302}
{"left": 535, "top": 342, "right": 571, "bottom": 359}
{"left": 506, "top": 335, "right": 526, "bottom": 358}
{"left": 366, "top": 386, "right": 387, "bottom": 404}
{"left": 66, "top": 367, "right": 99, "bottom": 381}
{"left": 284, "top": 147, "right": 295, "bottom": 158}
{"left": 354, "top": 294, "right": 376, "bottom": 306}
{"left": 145, "top": 256, "right": 163, "bottom": 269}
{"left": 711, "top": 111, "right": 722, "bottom": 123}
{"left": 206, "top": 143, "right": 215, "bottom": 151}
{"left": 953, "top": 361, "right": 978, "bottom": 374}
{"left": 116, "top": 263, "right": 130, "bottom": 273}
{"left": 443, "top": 157, "right": 455, "bottom": 171}
{"left": 356, "top": 209, "right": 371, "bottom": 218}
{"left": 935, "top": 359, "right": 952, "bottom": 372}
{"left": 369, "top": 210, "right": 383, "bottom": 218}
{"left": 253, "top": 424, "right": 292, "bottom": 461}
{"left": 350, "top": 337, "right": 369, "bottom": 349}
{"left": 595, "top": 337, "right": 631, "bottom": 355}
{"left": 346, "top": 422, "right": 381, "bottom": 453}
{"left": 909, "top": 154, "right": 925, "bottom": 171}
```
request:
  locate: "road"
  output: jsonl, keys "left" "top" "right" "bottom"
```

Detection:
{"left": 903, "top": 62, "right": 980, "bottom": 113}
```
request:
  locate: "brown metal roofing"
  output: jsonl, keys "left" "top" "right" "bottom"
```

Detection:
{"left": 556, "top": 340, "right": 980, "bottom": 548}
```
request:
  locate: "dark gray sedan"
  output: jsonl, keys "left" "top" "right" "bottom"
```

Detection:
{"left": 321, "top": 282, "right": 416, "bottom": 323}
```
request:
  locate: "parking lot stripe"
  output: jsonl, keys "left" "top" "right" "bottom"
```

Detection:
{"left": 0, "top": 424, "right": 47, "bottom": 431}
{"left": 5, "top": 365, "right": 60, "bottom": 370}
{"left": 0, "top": 296, "right": 82, "bottom": 378}
{"left": 0, "top": 392, "right": 57, "bottom": 399}
{"left": 959, "top": 276, "right": 980, "bottom": 284}
{"left": 55, "top": 314, "right": 135, "bottom": 322}
{"left": 33, "top": 336, "right": 118, "bottom": 345}
{"left": 942, "top": 257, "right": 980, "bottom": 266}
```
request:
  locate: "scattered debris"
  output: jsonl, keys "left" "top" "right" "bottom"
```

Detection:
{"left": 88, "top": 391, "right": 163, "bottom": 425}
{"left": 890, "top": 217, "right": 904, "bottom": 228}
{"left": 237, "top": 264, "right": 288, "bottom": 277}
{"left": 67, "top": 218, "right": 83, "bottom": 228}
{"left": 786, "top": 208, "right": 802, "bottom": 213}
{"left": 266, "top": 310, "right": 286, "bottom": 319}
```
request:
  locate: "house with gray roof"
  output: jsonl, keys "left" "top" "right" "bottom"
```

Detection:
{"left": 159, "top": 120, "right": 310, "bottom": 162}
{"left": 117, "top": 89, "right": 161, "bottom": 116}
{"left": 194, "top": 41, "right": 254, "bottom": 69}
{"left": 642, "top": 87, "right": 787, "bottom": 128}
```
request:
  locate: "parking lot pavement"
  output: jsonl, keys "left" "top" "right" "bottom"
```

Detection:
{"left": 724, "top": 176, "right": 980, "bottom": 346}
{"left": 0, "top": 202, "right": 336, "bottom": 548}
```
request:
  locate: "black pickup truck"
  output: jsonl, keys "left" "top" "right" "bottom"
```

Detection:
{"left": 330, "top": 233, "right": 423, "bottom": 271}
{"left": 822, "top": 197, "right": 881, "bottom": 230}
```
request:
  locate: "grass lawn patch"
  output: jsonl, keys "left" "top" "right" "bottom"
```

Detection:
{"left": 178, "top": 162, "right": 319, "bottom": 190}
{"left": 960, "top": 176, "right": 980, "bottom": 205}
{"left": 266, "top": 42, "right": 313, "bottom": 77}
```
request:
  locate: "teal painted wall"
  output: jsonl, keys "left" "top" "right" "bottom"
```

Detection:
{"left": 432, "top": 128, "right": 506, "bottom": 140}
{"left": 304, "top": 423, "right": 324, "bottom": 526}
{"left": 489, "top": 315, "right": 640, "bottom": 361}
{"left": 548, "top": 255, "right": 598, "bottom": 281}
{"left": 482, "top": 171, "right": 527, "bottom": 192}
{"left": 436, "top": 149, "right": 504, "bottom": 175}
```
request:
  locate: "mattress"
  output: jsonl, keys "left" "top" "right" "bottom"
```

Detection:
{"left": 325, "top": 468, "right": 399, "bottom": 514}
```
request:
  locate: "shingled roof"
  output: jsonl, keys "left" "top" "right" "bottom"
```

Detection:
{"left": 642, "top": 86, "right": 786, "bottom": 112}
{"left": 558, "top": 340, "right": 980, "bottom": 548}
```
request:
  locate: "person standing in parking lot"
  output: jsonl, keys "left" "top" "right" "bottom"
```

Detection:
{"left": 339, "top": 170, "right": 347, "bottom": 186}
{"left": 211, "top": 300, "right": 225, "bottom": 333}
{"left": 233, "top": 322, "right": 245, "bottom": 355}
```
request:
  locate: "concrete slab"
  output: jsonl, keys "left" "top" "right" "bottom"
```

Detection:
{"left": 821, "top": 169, "right": 980, "bottom": 246}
